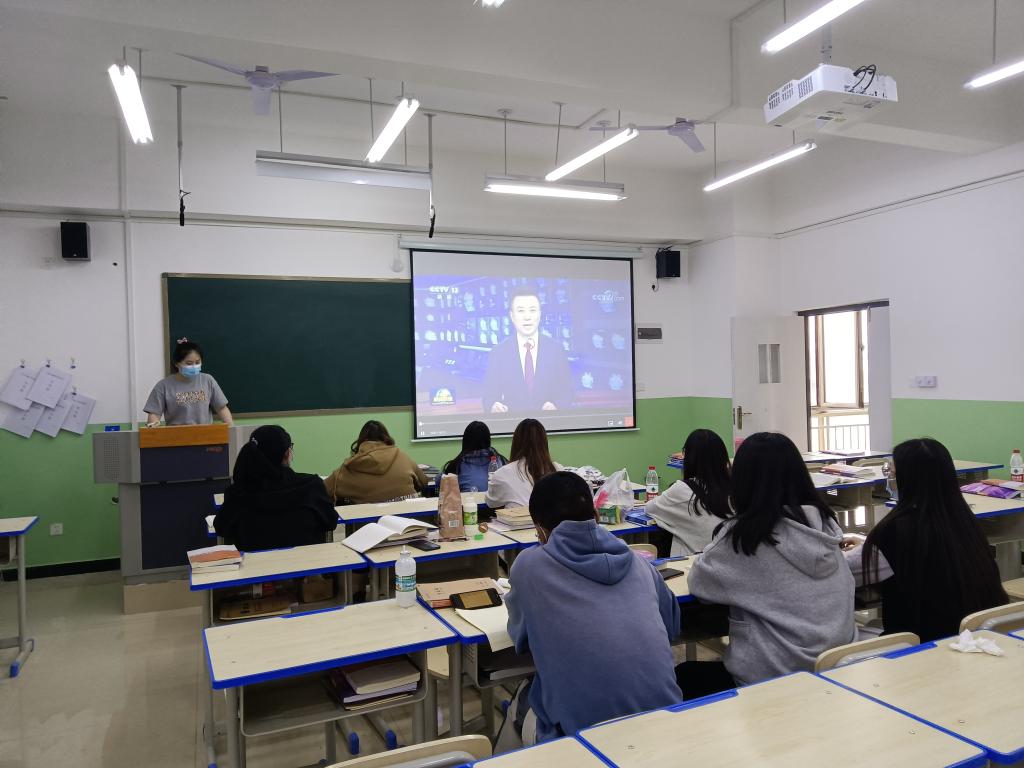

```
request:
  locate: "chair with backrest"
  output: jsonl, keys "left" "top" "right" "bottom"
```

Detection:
{"left": 324, "top": 735, "right": 492, "bottom": 768}
{"left": 814, "top": 632, "right": 921, "bottom": 673}
{"left": 959, "top": 601, "right": 1024, "bottom": 634}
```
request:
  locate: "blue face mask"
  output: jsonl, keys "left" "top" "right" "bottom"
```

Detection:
{"left": 180, "top": 364, "right": 202, "bottom": 378}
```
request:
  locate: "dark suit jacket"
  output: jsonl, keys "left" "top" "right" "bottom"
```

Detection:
{"left": 481, "top": 334, "right": 575, "bottom": 412}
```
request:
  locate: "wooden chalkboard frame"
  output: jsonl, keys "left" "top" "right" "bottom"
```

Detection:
{"left": 161, "top": 272, "right": 413, "bottom": 417}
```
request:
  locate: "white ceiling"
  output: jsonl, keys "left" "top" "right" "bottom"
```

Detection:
{"left": 2, "top": 0, "right": 1023, "bottom": 178}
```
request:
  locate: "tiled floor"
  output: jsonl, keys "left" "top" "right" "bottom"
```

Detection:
{"left": 0, "top": 572, "right": 487, "bottom": 768}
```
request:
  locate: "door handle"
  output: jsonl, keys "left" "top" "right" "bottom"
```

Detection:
{"left": 734, "top": 405, "right": 752, "bottom": 430}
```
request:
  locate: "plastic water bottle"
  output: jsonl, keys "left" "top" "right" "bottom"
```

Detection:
{"left": 395, "top": 546, "right": 417, "bottom": 608}
{"left": 645, "top": 466, "right": 659, "bottom": 501}
{"left": 488, "top": 453, "right": 499, "bottom": 483}
{"left": 1011, "top": 449, "right": 1024, "bottom": 483}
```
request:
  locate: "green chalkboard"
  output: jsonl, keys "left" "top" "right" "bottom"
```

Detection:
{"left": 163, "top": 274, "right": 413, "bottom": 414}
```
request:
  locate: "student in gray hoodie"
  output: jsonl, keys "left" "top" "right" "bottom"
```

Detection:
{"left": 503, "top": 471, "right": 683, "bottom": 744}
{"left": 681, "top": 432, "right": 856, "bottom": 699}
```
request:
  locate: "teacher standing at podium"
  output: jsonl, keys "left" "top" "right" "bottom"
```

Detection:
{"left": 144, "top": 338, "right": 234, "bottom": 426}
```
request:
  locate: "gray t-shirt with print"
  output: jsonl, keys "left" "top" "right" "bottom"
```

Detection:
{"left": 143, "top": 373, "right": 228, "bottom": 425}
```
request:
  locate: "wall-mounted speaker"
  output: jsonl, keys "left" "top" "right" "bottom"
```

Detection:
{"left": 60, "top": 221, "right": 90, "bottom": 261}
{"left": 656, "top": 249, "right": 681, "bottom": 278}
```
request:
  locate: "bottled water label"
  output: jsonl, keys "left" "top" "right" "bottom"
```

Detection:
{"left": 395, "top": 573, "right": 416, "bottom": 593}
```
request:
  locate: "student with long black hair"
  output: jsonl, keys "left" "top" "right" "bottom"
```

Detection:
{"left": 645, "top": 429, "right": 732, "bottom": 556}
{"left": 214, "top": 425, "right": 337, "bottom": 551}
{"left": 679, "top": 432, "right": 855, "bottom": 699}
{"left": 862, "top": 437, "right": 1007, "bottom": 641}
{"left": 485, "top": 419, "right": 560, "bottom": 508}
{"left": 443, "top": 421, "right": 507, "bottom": 492}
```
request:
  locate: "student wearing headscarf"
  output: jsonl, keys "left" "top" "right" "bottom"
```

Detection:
{"left": 214, "top": 425, "right": 337, "bottom": 551}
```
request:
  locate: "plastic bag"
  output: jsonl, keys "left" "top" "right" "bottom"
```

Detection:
{"left": 593, "top": 468, "right": 633, "bottom": 510}
{"left": 438, "top": 473, "right": 466, "bottom": 540}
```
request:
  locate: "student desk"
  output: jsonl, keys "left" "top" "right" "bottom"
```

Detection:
{"left": 0, "top": 516, "right": 38, "bottom": 678}
{"left": 655, "top": 557, "right": 695, "bottom": 605}
{"left": 888, "top": 494, "right": 1024, "bottom": 579}
{"left": 578, "top": 671, "right": 985, "bottom": 768}
{"left": 822, "top": 631, "right": 1024, "bottom": 764}
{"left": 336, "top": 493, "right": 486, "bottom": 531}
{"left": 1012, "top": 630, "right": 1024, "bottom": 641}
{"left": 204, "top": 599, "right": 456, "bottom": 768}
{"left": 360, "top": 531, "right": 519, "bottom": 601}
{"left": 499, "top": 521, "right": 658, "bottom": 549}
{"left": 801, "top": 449, "right": 893, "bottom": 464}
{"left": 1004, "top": 578, "right": 1024, "bottom": 602}
{"left": 471, "top": 738, "right": 607, "bottom": 768}
{"left": 190, "top": 542, "right": 367, "bottom": 766}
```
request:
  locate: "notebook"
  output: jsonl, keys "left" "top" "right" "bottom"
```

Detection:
{"left": 962, "top": 481, "right": 1023, "bottom": 499}
{"left": 342, "top": 657, "right": 421, "bottom": 695}
{"left": 821, "top": 463, "right": 875, "bottom": 479}
{"left": 187, "top": 544, "right": 242, "bottom": 572}
{"left": 341, "top": 515, "right": 438, "bottom": 553}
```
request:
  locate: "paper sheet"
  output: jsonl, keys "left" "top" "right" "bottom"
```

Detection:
{"left": 1, "top": 402, "right": 46, "bottom": 438}
{"left": 26, "top": 367, "right": 72, "bottom": 409}
{"left": 0, "top": 367, "right": 38, "bottom": 410}
{"left": 35, "top": 390, "right": 74, "bottom": 437}
{"left": 454, "top": 605, "right": 513, "bottom": 652}
{"left": 60, "top": 393, "right": 96, "bottom": 435}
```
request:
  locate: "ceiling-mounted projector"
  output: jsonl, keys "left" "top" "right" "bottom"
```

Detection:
{"left": 764, "top": 64, "right": 897, "bottom": 133}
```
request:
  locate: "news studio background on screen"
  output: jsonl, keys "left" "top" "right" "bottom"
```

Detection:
{"left": 411, "top": 250, "right": 636, "bottom": 439}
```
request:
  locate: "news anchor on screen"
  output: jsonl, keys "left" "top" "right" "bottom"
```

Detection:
{"left": 481, "top": 285, "right": 575, "bottom": 413}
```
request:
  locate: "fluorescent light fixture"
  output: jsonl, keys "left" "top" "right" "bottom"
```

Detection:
{"left": 366, "top": 98, "right": 420, "bottom": 163}
{"left": 762, "top": 0, "right": 869, "bottom": 54}
{"left": 481, "top": 0, "right": 505, "bottom": 6}
{"left": 703, "top": 141, "right": 816, "bottom": 192}
{"left": 256, "top": 150, "right": 432, "bottom": 189}
{"left": 965, "top": 57, "right": 1024, "bottom": 89}
{"left": 107, "top": 62, "right": 153, "bottom": 144}
{"left": 484, "top": 174, "right": 626, "bottom": 201}
{"left": 545, "top": 127, "right": 639, "bottom": 182}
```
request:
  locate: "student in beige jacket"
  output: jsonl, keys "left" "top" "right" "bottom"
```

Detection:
{"left": 325, "top": 420, "right": 428, "bottom": 505}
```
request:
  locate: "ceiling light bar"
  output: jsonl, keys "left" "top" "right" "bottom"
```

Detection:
{"left": 107, "top": 62, "right": 153, "bottom": 144}
{"left": 256, "top": 150, "right": 432, "bottom": 189}
{"left": 484, "top": 174, "right": 626, "bottom": 201}
{"left": 703, "top": 141, "right": 816, "bottom": 192}
{"left": 481, "top": 0, "right": 505, "bottom": 6}
{"left": 762, "top": 0, "right": 870, "bottom": 54}
{"left": 545, "top": 126, "right": 639, "bottom": 182}
{"left": 966, "top": 57, "right": 1024, "bottom": 89}
{"left": 366, "top": 98, "right": 419, "bottom": 163}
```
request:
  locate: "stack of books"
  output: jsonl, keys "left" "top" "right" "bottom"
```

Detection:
{"left": 624, "top": 509, "right": 655, "bottom": 527}
{"left": 324, "top": 657, "right": 421, "bottom": 710}
{"left": 961, "top": 480, "right": 1024, "bottom": 499}
{"left": 187, "top": 544, "right": 243, "bottom": 573}
{"left": 821, "top": 463, "right": 875, "bottom": 479}
{"left": 490, "top": 506, "right": 534, "bottom": 531}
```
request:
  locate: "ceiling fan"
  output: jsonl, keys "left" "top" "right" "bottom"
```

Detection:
{"left": 178, "top": 54, "right": 338, "bottom": 115}
{"left": 593, "top": 117, "right": 706, "bottom": 153}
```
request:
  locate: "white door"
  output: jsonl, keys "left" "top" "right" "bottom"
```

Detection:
{"left": 731, "top": 316, "right": 808, "bottom": 450}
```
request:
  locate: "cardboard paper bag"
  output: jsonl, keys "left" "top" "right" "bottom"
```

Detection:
{"left": 438, "top": 473, "right": 466, "bottom": 539}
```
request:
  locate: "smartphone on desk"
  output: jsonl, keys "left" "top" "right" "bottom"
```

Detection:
{"left": 659, "top": 567, "right": 685, "bottom": 581}
{"left": 408, "top": 539, "right": 441, "bottom": 551}
{"left": 451, "top": 588, "right": 503, "bottom": 610}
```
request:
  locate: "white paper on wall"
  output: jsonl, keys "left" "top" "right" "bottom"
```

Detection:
{"left": 35, "top": 390, "right": 74, "bottom": 437}
{"left": 60, "top": 393, "right": 96, "bottom": 435}
{"left": 0, "top": 368, "right": 38, "bottom": 410}
{"left": 26, "top": 367, "right": 72, "bottom": 409}
{"left": 1, "top": 401, "right": 46, "bottom": 438}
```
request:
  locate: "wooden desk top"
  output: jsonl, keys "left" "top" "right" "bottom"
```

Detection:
{"left": 337, "top": 497, "right": 438, "bottom": 524}
{"left": 961, "top": 494, "right": 1024, "bottom": 519}
{"left": 190, "top": 542, "right": 367, "bottom": 591}
{"left": 579, "top": 672, "right": 984, "bottom": 768}
{"left": 657, "top": 559, "right": 694, "bottom": 604}
{"left": 822, "top": 631, "right": 1024, "bottom": 762}
{"left": 953, "top": 459, "right": 1004, "bottom": 473}
{"left": 0, "top": 516, "right": 39, "bottom": 537}
{"left": 499, "top": 521, "right": 657, "bottom": 549}
{"left": 361, "top": 530, "right": 518, "bottom": 568}
{"left": 203, "top": 599, "right": 455, "bottom": 690}
{"left": 472, "top": 738, "right": 606, "bottom": 768}
{"left": 431, "top": 605, "right": 507, "bottom": 645}
{"left": 336, "top": 493, "right": 486, "bottom": 524}
{"left": 1003, "top": 577, "right": 1024, "bottom": 602}
{"left": 802, "top": 449, "right": 892, "bottom": 464}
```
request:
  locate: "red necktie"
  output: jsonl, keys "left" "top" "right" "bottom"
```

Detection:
{"left": 524, "top": 341, "right": 535, "bottom": 391}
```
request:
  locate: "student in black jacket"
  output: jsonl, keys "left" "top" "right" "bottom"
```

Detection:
{"left": 863, "top": 437, "right": 1007, "bottom": 641}
{"left": 214, "top": 425, "right": 337, "bottom": 551}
